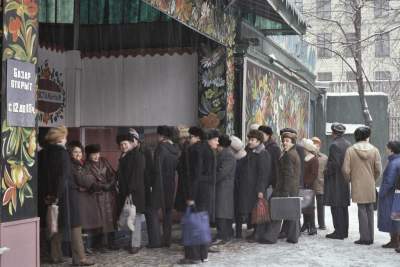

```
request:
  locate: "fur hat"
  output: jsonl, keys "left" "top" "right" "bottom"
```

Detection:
{"left": 249, "top": 124, "right": 260, "bottom": 131}
{"left": 178, "top": 125, "right": 190, "bottom": 139}
{"left": 157, "top": 125, "right": 173, "bottom": 139}
{"left": 311, "top": 137, "right": 321, "bottom": 145}
{"left": 116, "top": 128, "right": 140, "bottom": 144}
{"left": 206, "top": 129, "right": 220, "bottom": 140}
{"left": 45, "top": 125, "right": 68, "bottom": 144}
{"left": 247, "top": 130, "right": 264, "bottom": 142}
{"left": 188, "top": 126, "right": 205, "bottom": 140}
{"left": 280, "top": 127, "right": 297, "bottom": 136}
{"left": 331, "top": 123, "right": 346, "bottom": 135}
{"left": 258, "top": 125, "right": 273, "bottom": 136}
{"left": 85, "top": 144, "right": 101, "bottom": 155}
{"left": 354, "top": 126, "right": 371, "bottom": 142}
{"left": 230, "top": 136, "right": 247, "bottom": 160}
{"left": 67, "top": 140, "right": 83, "bottom": 152}
{"left": 218, "top": 134, "right": 231, "bottom": 148}
{"left": 302, "top": 138, "right": 317, "bottom": 153}
{"left": 281, "top": 132, "right": 297, "bottom": 143}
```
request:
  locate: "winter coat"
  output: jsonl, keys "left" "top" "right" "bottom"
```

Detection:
{"left": 141, "top": 145, "right": 155, "bottom": 208}
{"left": 188, "top": 142, "right": 217, "bottom": 222}
{"left": 313, "top": 152, "right": 328, "bottom": 195}
{"left": 324, "top": 136, "right": 351, "bottom": 207}
{"left": 215, "top": 148, "right": 236, "bottom": 219}
{"left": 264, "top": 139, "right": 281, "bottom": 188}
{"left": 72, "top": 159, "right": 102, "bottom": 230}
{"left": 296, "top": 145, "right": 306, "bottom": 188}
{"left": 151, "top": 141, "right": 180, "bottom": 210}
{"left": 237, "top": 144, "right": 271, "bottom": 215}
{"left": 175, "top": 142, "right": 190, "bottom": 212}
{"left": 275, "top": 144, "right": 301, "bottom": 197}
{"left": 378, "top": 154, "right": 400, "bottom": 233}
{"left": 85, "top": 158, "right": 118, "bottom": 233}
{"left": 117, "top": 147, "right": 146, "bottom": 215}
{"left": 39, "top": 144, "right": 80, "bottom": 240}
{"left": 342, "top": 141, "right": 382, "bottom": 204}
{"left": 303, "top": 155, "right": 319, "bottom": 189}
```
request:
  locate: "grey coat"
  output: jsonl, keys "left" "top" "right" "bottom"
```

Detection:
{"left": 215, "top": 148, "right": 236, "bottom": 220}
{"left": 324, "top": 136, "right": 351, "bottom": 207}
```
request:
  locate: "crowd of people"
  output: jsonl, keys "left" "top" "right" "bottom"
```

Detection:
{"left": 37, "top": 122, "right": 400, "bottom": 265}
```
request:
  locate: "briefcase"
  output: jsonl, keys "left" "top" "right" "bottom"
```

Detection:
{"left": 270, "top": 197, "right": 301, "bottom": 221}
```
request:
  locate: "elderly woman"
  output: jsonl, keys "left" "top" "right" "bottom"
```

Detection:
{"left": 84, "top": 144, "right": 117, "bottom": 250}
{"left": 301, "top": 139, "right": 319, "bottom": 235}
{"left": 378, "top": 141, "right": 400, "bottom": 249}
{"left": 39, "top": 126, "right": 94, "bottom": 266}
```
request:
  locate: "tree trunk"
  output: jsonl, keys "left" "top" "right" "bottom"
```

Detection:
{"left": 353, "top": 1, "right": 373, "bottom": 127}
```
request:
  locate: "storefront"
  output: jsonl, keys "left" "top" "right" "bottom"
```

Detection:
{"left": 0, "top": 1, "right": 321, "bottom": 266}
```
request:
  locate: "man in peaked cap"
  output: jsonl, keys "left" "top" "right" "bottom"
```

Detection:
{"left": 324, "top": 123, "right": 352, "bottom": 240}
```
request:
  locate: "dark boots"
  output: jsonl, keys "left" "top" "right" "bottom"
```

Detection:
{"left": 382, "top": 233, "right": 399, "bottom": 248}
{"left": 301, "top": 214, "right": 317, "bottom": 235}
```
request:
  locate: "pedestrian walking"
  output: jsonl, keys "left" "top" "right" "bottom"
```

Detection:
{"left": 259, "top": 126, "right": 281, "bottom": 188}
{"left": 378, "top": 141, "right": 400, "bottom": 249}
{"left": 148, "top": 126, "right": 179, "bottom": 248}
{"left": 39, "top": 126, "right": 94, "bottom": 266}
{"left": 214, "top": 134, "right": 236, "bottom": 244}
{"left": 311, "top": 137, "right": 328, "bottom": 230}
{"left": 116, "top": 128, "right": 146, "bottom": 254}
{"left": 324, "top": 123, "right": 351, "bottom": 240}
{"left": 343, "top": 126, "right": 382, "bottom": 245}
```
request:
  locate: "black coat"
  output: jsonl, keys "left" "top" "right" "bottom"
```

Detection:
{"left": 275, "top": 145, "right": 301, "bottom": 197}
{"left": 175, "top": 142, "right": 190, "bottom": 212}
{"left": 237, "top": 144, "right": 271, "bottom": 215}
{"left": 188, "top": 142, "right": 217, "bottom": 222}
{"left": 324, "top": 136, "right": 351, "bottom": 207}
{"left": 141, "top": 145, "right": 155, "bottom": 208}
{"left": 296, "top": 145, "right": 306, "bottom": 188}
{"left": 39, "top": 144, "right": 81, "bottom": 239}
{"left": 264, "top": 139, "right": 281, "bottom": 188}
{"left": 117, "top": 147, "right": 146, "bottom": 215}
{"left": 151, "top": 141, "right": 180, "bottom": 210}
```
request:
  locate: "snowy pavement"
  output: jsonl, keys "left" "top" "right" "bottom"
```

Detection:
{"left": 42, "top": 204, "right": 400, "bottom": 267}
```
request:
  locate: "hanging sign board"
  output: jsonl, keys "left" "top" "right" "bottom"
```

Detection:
{"left": 6, "top": 59, "right": 36, "bottom": 127}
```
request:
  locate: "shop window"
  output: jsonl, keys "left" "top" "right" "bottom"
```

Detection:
{"left": 317, "top": 72, "right": 332, "bottom": 81}
{"left": 317, "top": 33, "right": 332, "bottom": 58}
{"left": 316, "top": 0, "right": 331, "bottom": 19}
{"left": 375, "top": 32, "right": 390, "bottom": 58}
{"left": 375, "top": 71, "right": 392, "bottom": 80}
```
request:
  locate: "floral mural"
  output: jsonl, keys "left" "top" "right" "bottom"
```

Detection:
{"left": 244, "top": 58, "right": 310, "bottom": 139}
{"left": 2, "top": 0, "right": 38, "bottom": 218}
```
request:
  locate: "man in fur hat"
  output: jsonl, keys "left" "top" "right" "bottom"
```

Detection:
{"left": 116, "top": 128, "right": 146, "bottom": 254}
{"left": 148, "top": 126, "right": 180, "bottom": 248}
{"left": 324, "top": 123, "right": 351, "bottom": 240}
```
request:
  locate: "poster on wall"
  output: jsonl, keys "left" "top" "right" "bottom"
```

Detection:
{"left": 37, "top": 48, "right": 66, "bottom": 127}
{"left": 6, "top": 59, "right": 36, "bottom": 127}
{"left": 243, "top": 58, "right": 310, "bottom": 141}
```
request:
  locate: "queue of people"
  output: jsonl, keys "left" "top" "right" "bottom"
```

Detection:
{"left": 38, "top": 122, "right": 400, "bottom": 265}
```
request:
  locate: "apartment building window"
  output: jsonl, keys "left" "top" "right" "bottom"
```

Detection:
{"left": 344, "top": 33, "right": 357, "bottom": 58}
{"left": 317, "top": 33, "right": 332, "bottom": 58}
{"left": 346, "top": 71, "right": 356, "bottom": 81}
{"left": 317, "top": 72, "right": 333, "bottom": 81}
{"left": 374, "top": 0, "right": 390, "bottom": 18}
{"left": 316, "top": 0, "right": 331, "bottom": 19}
{"left": 375, "top": 71, "right": 392, "bottom": 80}
{"left": 375, "top": 32, "right": 390, "bottom": 57}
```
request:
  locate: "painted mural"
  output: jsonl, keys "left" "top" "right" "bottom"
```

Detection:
{"left": 244, "top": 58, "right": 310, "bottom": 139}
{"left": 2, "top": 0, "right": 38, "bottom": 219}
{"left": 198, "top": 44, "right": 227, "bottom": 130}
{"left": 225, "top": 48, "right": 235, "bottom": 135}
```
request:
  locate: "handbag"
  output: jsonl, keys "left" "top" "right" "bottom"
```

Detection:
{"left": 181, "top": 207, "right": 211, "bottom": 246}
{"left": 251, "top": 198, "right": 270, "bottom": 224}
{"left": 270, "top": 197, "right": 301, "bottom": 220}
{"left": 46, "top": 204, "right": 59, "bottom": 238}
{"left": 299, "top": 189, "right": 316, "bottom": 211}
{"left": 118, "top": 195, "right": 136, "bottom": 231}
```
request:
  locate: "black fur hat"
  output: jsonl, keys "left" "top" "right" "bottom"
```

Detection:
{"left": 247, "top": 130, "right": 264, "bottom": 142}
{"left": 207, "top": 129, "right": 220, "bottom": 140}
{"left": 279, "top": 127, "right": 297, "bottom": 136}
{"left": 331, "top": 123, "right": 346, "bottom": 135}
{"left": 157, "top": 125, "right": 173, "bottom": 139}
{"left": 116, "top": 128, "right": 140, "bottom": 144}
{"left": 189, "top": 126, "right": 205, "bottom": 140}
{"left": 85, "top": 144, "right": 101, "bottom": 155}
{"left": 354, "top": 126, "right": 371, "bottom": 142}
{"left": 259, "top": 125, "right": 273, "bottom": 136}
{"left": 218, "top": 134, "right": 231, "bottom": 148}
{"left": 67, "top": 140, "right": 83, "bottom": 151}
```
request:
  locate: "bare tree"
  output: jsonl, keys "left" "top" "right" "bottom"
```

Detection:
{"left": 301, "top": 0, "right": 400, "bottom": 127}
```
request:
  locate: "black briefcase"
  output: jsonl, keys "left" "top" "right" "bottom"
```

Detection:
{"left": 270, "top": 197, "right": 301, "bottom": 221}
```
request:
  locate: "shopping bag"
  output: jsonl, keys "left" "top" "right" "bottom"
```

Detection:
{"left": 391, "top": 190, "right": 400, "bottom": 221}
{"left": 118, "top": 195, "right": 136, "bottom": 231}
{"left": 181, "top": 207, "right": 211, "bottom": 246}
{"left": 251, "top": 198, "right": 270, "bottom": 224}
{"left": 299, "top": 189, "right": 315, "bottom": 211}
{"left": 46, "top": 204, "right": 59, "bottom": 238}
